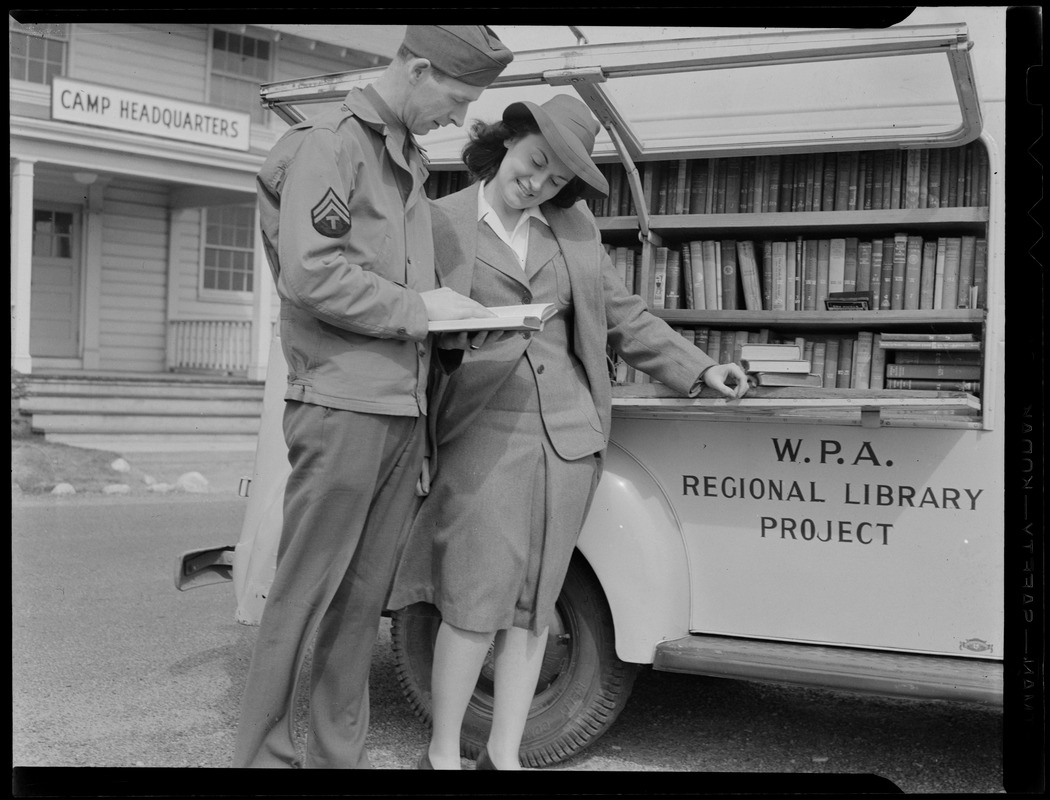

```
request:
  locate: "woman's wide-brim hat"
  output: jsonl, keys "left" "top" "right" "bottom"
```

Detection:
{"left": 502, "top": 95, "right": 609, "bottom": 198}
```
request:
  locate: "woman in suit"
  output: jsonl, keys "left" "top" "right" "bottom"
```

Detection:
{"left": 388, "top": 95, "right": 749, "bottom": 770}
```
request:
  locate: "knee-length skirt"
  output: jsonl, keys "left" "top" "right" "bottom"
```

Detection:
{"left": 387, "top": 393, "right": 599, "bottom": 635}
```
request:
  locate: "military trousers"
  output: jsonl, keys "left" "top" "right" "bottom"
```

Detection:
{"left": 233, "top": 401, "right": 425, "bottom": 768}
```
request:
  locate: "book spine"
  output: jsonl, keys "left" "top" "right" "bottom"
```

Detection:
{"left": 892, "top": 350, "right": 982, "bottom": 365}
{"left": 941, "top": 237, "right": 962, "bottom": 310}
{"left": 972, "top": 237, "right": 988, "bottom": 309}
{"left": 869, "top": 334, "right": 886, "bottom": 389}
{"left": 664, "top": 248, "right": 681, "bottom": 310}
{"left": 880, "top": 331, "right": 975, "bottom": 341}
{"left": 919, "top": 239, "right": 938, "bottom": 310}
{"left": 868, "top": 239, "right": 884, "bottom": 310}
{"left": 926, "top": 149, "right": 942, "bottom": 208}
{"left": 932, "top": 237, "right": 947, "bottom": 310}
{"left": 836, "top": 337, "right": 854, "bottom": 388}
{"left": 827, "top": 238, "right": 846, "bottom": 296}
{"left": 803, "top": 240, "right": 819, "bottom": 311}
{"left": 957, "top": 235, "right": 977, "bottom": 309}
{"left": 655, "top": 162, "right": 669, "bottom": 214}
{"left": 680, "top": 245, "right": 694, "bottom": 309}
{"left": 761, "top": 240, "right": 773, "bottom": 311}
{"left": 885, "top": 363, "right": 982, "bottom": 380}
{"left": 765, "top": 156, "right": 780, "bottom": 212}
{"left": 886, "top": 379, "right": 981, "bottom": 392}
{"left": 810, "top": 153, "right": 823, "bottom": 211}
{"left": 735, "top": 240, "right": 761, "bottom": 311}
{"left": 843, "top": 237, "right": 859, "bottom": 293}
{"left": 889, "top": 151, "right": 903, "bottom": 209}
{"left": 816, "top": 239, "right": 831, "bottom": 310}
{"left": 724, "top": 157, "right": 741, "bottom": 214}
{"left": 878, "top": 340, "right": 981, "bottom": 351}
{"left": 846, "top": 152, "right": 860, "bottom": 211}
{"left": 689, "top": 241, "right": 706, "bottom": 310}
{"left": 852, "top": 331, "right": 874, "bottom": 390}
{"left": 770, "top": 241, "right": 787, "bottom": 311}
{"left": 821, "top": 153, "right": 837, "bottom": 211}
{"left": 890, "top": 233, "right": 909, "bottom": 310}
{"left": 879, "top": 238, "right": 896, "bottom": 310}
{"left": 904, "top": 150, "right": 922, "bottom": 209}
{"left": 707, "top": 330, "right": 722, "bottom": 366}
{"left": 652, "top": 247, "right": 668, "bottom": 309}
{"left": 779, "top": 155, "right": 796, "bottom": 212}
{"left": 794, "top": 154, "right": 809, "bottom": 212}
{"left": 702, "top": 240, "right": 720, "bottom": 310}
{"left": 903, "top": 235, "right": 923, "bottom": 310}
{"left": 673, "top": 159, "right": 689, "bottom": 214}
{"left": 823, "top": 338, "right": 840, "bottom": 390}
{"left": 856, "top": 240, "right": 873, "bottom": 299}
{"left": 833, "top": 152, "right": 850, "bottom": 211}
{"left": 720, "top": 239, "right": 739, "bottom": 310}
{"left": 918, "top": 149, "right": 930, "bottom": 209}
{"left": 706, "top": 158, "right": 719, "bottom": 214}
{"left": 785, "top": 240, "right": 798, "bottom": 312}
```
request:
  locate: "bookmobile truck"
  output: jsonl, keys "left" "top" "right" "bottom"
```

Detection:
{"left": 177, "top": 10, "right": 1042, "bottom": 780}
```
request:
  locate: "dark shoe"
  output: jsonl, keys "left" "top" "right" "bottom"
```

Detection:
{"left": 417, "top": 751, "right": 434, "bottom": 769}
{"left": 475, "top": 748, "right": 497, "bottom": 770}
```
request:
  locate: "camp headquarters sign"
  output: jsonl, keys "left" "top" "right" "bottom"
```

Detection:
{"left": 51, "top": 77, "right": 251, "bottom": 152}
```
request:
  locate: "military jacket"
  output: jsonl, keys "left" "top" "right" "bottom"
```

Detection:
{"left": 257, "top": 85, "right": 435, "bottom": 415}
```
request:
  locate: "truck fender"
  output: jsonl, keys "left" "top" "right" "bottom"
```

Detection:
{"left": 231, "top": 336, "right": 290, "bottom": 625}
{"left": 576, "top": 440, "right": 691, "bottom": 665}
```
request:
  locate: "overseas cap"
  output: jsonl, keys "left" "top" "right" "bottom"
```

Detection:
{"left": 402, "top": 25, "right": 513, "bottom": 87}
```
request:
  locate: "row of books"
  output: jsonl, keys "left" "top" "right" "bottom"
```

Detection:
{"left": 644, "top": 234, "right": 988, "bottom": 312}
{"left": 627, "top": 329, "right": 982, "bottom": 394}
{"left": 424, "top": 169, "right": 473, "bottom": 200}
{"left": 587, "top": 142, "right": 988, "bottom": 218}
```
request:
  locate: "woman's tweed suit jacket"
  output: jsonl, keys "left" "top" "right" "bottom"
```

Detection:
{"left": 426, "top": 185, "right": 719, "bottom": 473}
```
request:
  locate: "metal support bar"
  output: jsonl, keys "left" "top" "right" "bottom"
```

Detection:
{"left": 543, "top": 69, "right": 659, "bottom": 245}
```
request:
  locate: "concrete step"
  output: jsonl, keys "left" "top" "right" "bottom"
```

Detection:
{"left": 44, "top": 432, "right": 260, "bottom": 453}
{"left": 31, "top": 413, "right": 261, "bottom": 435}
{"left": 25, "top": 376, "right": 265, "bottom": 401}
{"left": 21, "top": 395, "right": 264, "bottom": 417}
{"left": 20, "top": 373, "right": 267, "bottom": 453}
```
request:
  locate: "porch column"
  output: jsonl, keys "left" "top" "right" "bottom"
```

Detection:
{"left": 80, "top": 178, "right": 108, "bottom": 369}
{"left": 247, "top": 203, "right": 273, "bottom": 381}
{"left": 10, "top": 158, "right": 36, "bottom": 374}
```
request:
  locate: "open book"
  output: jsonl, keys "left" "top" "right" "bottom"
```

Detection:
{"left": 428, "top": 303, "right": 558, "bottom": 333}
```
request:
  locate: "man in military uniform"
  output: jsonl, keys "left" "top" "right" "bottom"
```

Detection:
{"left": 234, "top": 25, "right": 514, "bottom": 769}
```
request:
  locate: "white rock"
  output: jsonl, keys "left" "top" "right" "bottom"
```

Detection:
{"left": 51, "top": 483, "right": 76, "bottom": 496}
{"left": 110, "top": 458, "right": 131, "bottom": 473}
{"left": 103, "top": 483, "right": 131, "bottom": 495}
{"left": 176, "top": 471, "right": 210, "bottom": 493}
{"left": 149, "top": 483, "right": 174, "bottom": 493}
{"left": 143, "top": 474, "right": 157, "bottom": 486}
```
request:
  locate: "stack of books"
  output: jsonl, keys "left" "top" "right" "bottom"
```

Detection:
{"left": 740, "top": 343, "right": 823, "bottom": 388}
{"left": 878, "top": 333, "right": 982, "bottom": 393}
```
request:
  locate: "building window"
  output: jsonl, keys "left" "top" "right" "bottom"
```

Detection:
{"left": 210, "top": 28, "right": 271, "bottom": 126}
{"left": 9, "top": 20, "right": 68, "bottom": 85}
{"left": 202, "top": 206, "right": 255, "bottom": 295}
{"left": 33, "top": 209, "right": 74, "bottom": 258}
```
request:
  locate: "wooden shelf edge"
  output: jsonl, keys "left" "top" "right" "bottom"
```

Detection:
{"left": 611, "top": 385, "right": 980, "bottom": 412}
{"left": 654, "top": 309, "right": 985, "bottom": 326}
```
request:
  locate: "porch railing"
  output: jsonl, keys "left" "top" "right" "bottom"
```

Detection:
{"left": 168, "top": 319, "right": 255, "bottom": 374}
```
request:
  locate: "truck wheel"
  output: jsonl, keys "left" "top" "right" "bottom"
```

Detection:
{"left": 390, "top": 553, "right": 640, "bottom": 767}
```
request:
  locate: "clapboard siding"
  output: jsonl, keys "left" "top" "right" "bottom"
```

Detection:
{"left": 172, "top": 209, "right": 281, "bottom": 321}
{"left": 96, "top": 179, "right": 170, "bottom": 371}
{"left": 274, "top": 42, "right": 375, "bottom": 84}
{"left": 71, "top": 23, "right": 208, "bottom": 102}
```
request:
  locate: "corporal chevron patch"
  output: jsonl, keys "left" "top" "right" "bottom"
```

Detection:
{"left": 311, "top": 188, "right": 352, "bottom": 238}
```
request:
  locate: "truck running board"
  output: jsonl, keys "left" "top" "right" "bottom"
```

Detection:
{"left": 653, "top": 634, "right": 1002, "bottom": 707}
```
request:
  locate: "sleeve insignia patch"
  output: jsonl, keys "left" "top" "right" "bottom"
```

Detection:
{"left": 311, "top": 189, "right": 352, "bottom": 238}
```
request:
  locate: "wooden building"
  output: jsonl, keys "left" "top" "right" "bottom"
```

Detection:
{"left": 9, "top": 20, "right": 403, "bottom": 448}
